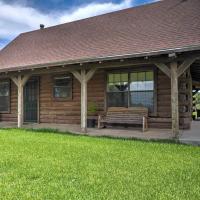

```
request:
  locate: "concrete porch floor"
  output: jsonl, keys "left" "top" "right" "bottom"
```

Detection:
{"left": 180, "top": 120, "right": 200, "bottom": 145}
{"left": 0, "top": 121, "right": 199, "bottom": 145}
{"left": 0, "top": 122, "right": 173, "bottom": 140}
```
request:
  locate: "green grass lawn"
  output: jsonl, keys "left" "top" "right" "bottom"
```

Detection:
{"left": 0, "top": 129, "right": 199, "bottom": 200}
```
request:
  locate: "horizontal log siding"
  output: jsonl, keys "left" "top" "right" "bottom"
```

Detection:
{"left": 149, "top": 69, "right": 192, "bottom": 129}
{"left": 0, "top": 68, "right": 191, "bottom": 129}
{"left": 39, "top": 70, "right": 105, "bottom": 124}
{"left": 0, "top": 81, "right": 17, "bottom": 122}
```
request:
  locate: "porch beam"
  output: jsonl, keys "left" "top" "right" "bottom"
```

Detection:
{"left": 85, "top": 67, "right": 97, "bottom": 82}
{"left": 170, "top": 62, "right": 179, "bottom": 138}
{"left": 177, "top": 57, "right": 197, "bottom": 77}
{"left": 71, "top": 70, "right": 82, "bottom": 83}
{"left": 154, "top": 62, "right": 171, "bottom": 78}
{"left": 10, "top": 76, "right": 18, "bottom": 87}
{"left": 10, "top": 74, "right": 31, "bottom": 128}
{"left": 72, "top": 68, "right": 97, "bottom": 133}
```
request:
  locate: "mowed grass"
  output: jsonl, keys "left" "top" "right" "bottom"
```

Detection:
{"left": 0, "top": 129, "right": 199, "bottom": 200}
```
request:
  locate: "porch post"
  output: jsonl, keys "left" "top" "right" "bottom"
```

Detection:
{"left": 81, "top": 69, "right": 87, "bottom": 133}
{"left": 170, "top": 62, "right": 179, "bottom": 138}
{"left": 11, "top": 74, "right": 30, "bottom": 128}
{"left": 71, "top": 67, "right": 96, "bottom": 133}
{"left": 18, "top": 75, "right": 23, "bottom": 128}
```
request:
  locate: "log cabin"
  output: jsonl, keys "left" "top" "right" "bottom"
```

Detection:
{"left": 0, "top": 0, "right": 200, "bottom": 138}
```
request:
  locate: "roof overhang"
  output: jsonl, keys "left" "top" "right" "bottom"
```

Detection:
{"left": 0, "top": 45, "right": 200, "bottom": 74}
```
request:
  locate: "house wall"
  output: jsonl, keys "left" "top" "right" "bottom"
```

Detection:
{"left": 0, "top": 67, "right": 192, "bottom": 129}
{"left": 39, "top": 70, "right": 105, "bottom": 124}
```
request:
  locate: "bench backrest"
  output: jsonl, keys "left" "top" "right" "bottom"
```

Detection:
{"left": 107, "top": 107, "right": 148, "bottom": 117}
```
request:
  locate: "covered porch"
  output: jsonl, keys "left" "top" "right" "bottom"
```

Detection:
{"left": 0, "top": 50, "right": 200, "bottom": 139}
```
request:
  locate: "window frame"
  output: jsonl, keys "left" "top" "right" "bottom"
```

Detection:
{"left": 107, "top": 72, "right": 129, "bottom": 107}
{"left": 0, "top": 79, "right": 11, "bottom": 114}
{"left": 106, "top": 66, "right": 157, "bottom": 116}
{"left": 52, "top": 74, "right": 73, "bottom": 101}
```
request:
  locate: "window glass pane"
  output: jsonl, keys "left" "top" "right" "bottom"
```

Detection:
{"left": 0, "top": 81, "right": 9, "bottom": 112}
{"left": 145, "top": 71, "right": 154, "bottom": 91}
{"left": 145, "top": 80, "right": 154, "bottom": 91}
{"left": 0, "top": 81, "right": 9, "bottom": 96}
{"left": 130, "top": 73, "right": 137, "bottom": 91}
{"left": 108, "top": 82, "right": 128, "bottom": 92}
{"left": 54, "top": 87, "right": 71, "bottom": 98}
{"left": 108, "top": 83, "right": 119, "bottom": 92}
{"left": 131, "top": 73, "right": 137, "bottom": 81}
{"left": 146, "top": 71, "right": 153, "bottom": 81}
{"left": 130, "top": 71, "right": 154, "bottom": 91}
{"left": 53, "top": 75, "right": 72, "bottom": 98}
{"left": 114, "top": 74, "right": 120, "bottom": 83}
{"left": 108, "top": 74, "right": 114, "bottom": 83}
{"left": 54, "top": 76, "right": 71, "bottom": 87}
{"left": 121, "top": 73, "right": 128, "bottom": 82}
{"left": 0, "top": 97, "right": 9, "bottom": 112}
{"left": 130, "top": 91, "right": 154, "bottom": 112}
{"left": 137, "top": 72, "right": 145, "bottom": 90}
{"left": 138, "top": 72, "right": 145, "bottom": 81}
{"left": 107, "top": 92, "right": 128, "bottom": 107}
{"left": 129, "top": 71, "right": 154, "bottom": 110}
{"left": 107, "top": 73, "right": 128, "bottom": 92}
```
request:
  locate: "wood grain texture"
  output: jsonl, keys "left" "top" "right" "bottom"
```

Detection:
{"left": 0, "top": 68, "right": 192, "bottom": 130}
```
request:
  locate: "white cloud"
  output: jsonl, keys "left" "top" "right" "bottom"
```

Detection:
{"left": 0, "top": 0, "right": 156, "bottom": 49}
{"left": 0, "top": 0, "right": 133, "bottom": 38}
{"left": 59, "top": 0, "right": 133, "bottom": 23}
{"left": 0, "top": 1, "right": 55, "bottom": 38}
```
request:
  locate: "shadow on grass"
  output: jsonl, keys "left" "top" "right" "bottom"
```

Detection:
{"left": 0, "top": 127, "right": 186, "bottom": 146}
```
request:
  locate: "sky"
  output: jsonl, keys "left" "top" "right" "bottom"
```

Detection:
{"left": 0, "top": 0, "right": 158, "bottom": 49}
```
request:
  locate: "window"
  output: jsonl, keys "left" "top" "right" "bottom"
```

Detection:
{"left": 107, "top": 70, "right": 155, "bottom": 112}
{"left": 0, "top": 80, "right": 10, "bottom": 112}
{"left": 53, "top": 75, "right": 72, "bottom": 99}
{"left": 107, "top": 73, "right": 128, "bottom": 107}
{"left": 130, "top": 71, "right": 154, "bottom": 112}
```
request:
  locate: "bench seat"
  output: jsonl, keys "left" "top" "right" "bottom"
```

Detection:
{"left": 98, "top": 107, "right": 148, "bottom": 132}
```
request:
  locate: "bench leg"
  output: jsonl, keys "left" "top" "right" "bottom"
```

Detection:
{"left": 142, "top": 116, "right": 145, "bottom": 132}
{"left": 145, "top": 118, "right": 148, "bottom": 130}
{"left": 98, "top": 115, "right": 101, "bottom": 129}
{"left": 142, "top": 117, "right": 148, "bottom": 132}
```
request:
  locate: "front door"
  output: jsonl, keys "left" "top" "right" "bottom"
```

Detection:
{"left": 24, "top": 77, "right": 39, "bottom": 123}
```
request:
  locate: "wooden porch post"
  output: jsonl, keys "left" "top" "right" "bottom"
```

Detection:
{"left": 72, "top": 68, "right": 96, "bottom": 133}
{"left": 81, "top": 69, "right": 87, "bottom": 132}
{"left": 11, "top": 74, "right": 30, "bottom": 128}
{"left": 170, "top": 62, "right": 179, "bottom": 138}
{"left": 155, "top": 56, "right": 198, "bottom": 138}
{"left": 18, "top": 76, "right": 23, "bottom": 128}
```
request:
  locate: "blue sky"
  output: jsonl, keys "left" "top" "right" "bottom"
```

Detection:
{"left": 0, "top": 0, "right": 157, "bottom": 49}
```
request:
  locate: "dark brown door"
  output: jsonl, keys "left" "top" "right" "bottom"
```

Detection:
{"left": 24, "top": 77, "right": 39, "bottom": 123}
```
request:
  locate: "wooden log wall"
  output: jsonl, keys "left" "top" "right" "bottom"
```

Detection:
{"left": 0, "top": 68, "right": 192, "bottom": 129}
{"left": 39, "top": 70, "right": 105, "bottom": 124}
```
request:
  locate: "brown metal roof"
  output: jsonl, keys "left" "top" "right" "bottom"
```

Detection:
{"left": 0, "top": 0, "right": 200, "bottom": 72}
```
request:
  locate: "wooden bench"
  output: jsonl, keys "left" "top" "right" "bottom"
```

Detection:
{"left": 98, "top": 107, "right": 148, "bottom": 132}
